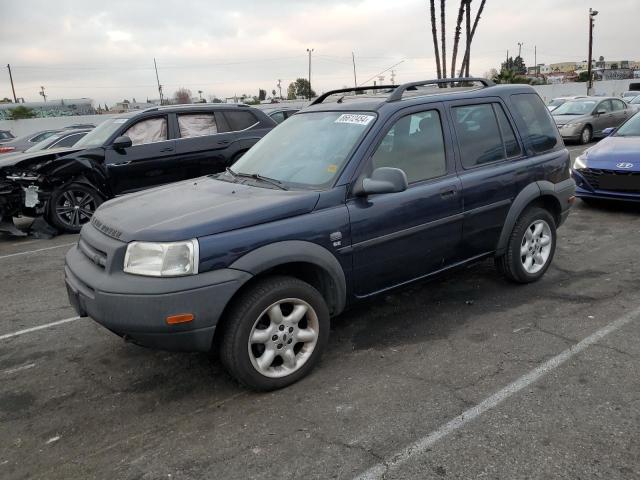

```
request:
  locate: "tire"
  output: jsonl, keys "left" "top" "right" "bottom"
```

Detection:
{"left": 579, "top": 125, "right": 592, "bottom": 145}
{"left": 46, "top": 182, "right": 104, "bottom": 233}
{"left": 219, "top": 275, "right": 330, "bottom": 391}
{"left": 495, "top": 207, "right": 556, "bottom": 284}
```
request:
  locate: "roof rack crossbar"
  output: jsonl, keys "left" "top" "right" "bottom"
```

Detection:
{"left": 386, "top": 77, "right": 494, "bottom": 102}
{"left": 310, "top": 85, "right": 398, "bottom": 106}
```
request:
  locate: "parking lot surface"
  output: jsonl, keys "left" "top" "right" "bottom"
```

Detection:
{"left": 1, "top": 143, "right": 639, "bottom": 480}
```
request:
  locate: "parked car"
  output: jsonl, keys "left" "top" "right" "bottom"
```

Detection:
{"left": 23, "top": 129, "right": 91, "bottom": 153}
{"left": 0, "top": 129, "right": 61, "bottom": 154}
{"left": 621, "top": 91, "right": 639, "bottom": 101}
{"left": 626, "top": 95, "right": 640, "bottom": 113}
{"left": 63, "top": 123, "right": 96, "bottom": 129}
{"left": 547, "top": 96, "right": 586, "bottom": 112}
{"left": 64, "top": 79, "right": 574, "bottom": 390}
{"left": 552, "top": 96, "right": 632, "bottom": 144}
{"left": 261, "top": 106, "right": 300, "bottom": 124}
{"left": 0, "top": 130, "right": 15, "bottom": 144}
{"left": 572, "top": 111, "right": 640, "bottom": 203}
{"left": 0, "top": 104, "right": 276, "bottom": 232}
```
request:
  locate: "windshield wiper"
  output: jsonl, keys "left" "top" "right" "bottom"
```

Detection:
{"left": 233, "top": 171, "right": 288, "bottom": 190}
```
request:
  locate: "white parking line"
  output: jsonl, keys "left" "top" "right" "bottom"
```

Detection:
{"left": 353, "top": 306, "right": 640, "bottom": 480}
{"left": 1, "top": 363, "right": 36, "bottom": 375}
{"left": 0, "top": 316, "right": 81, "bottom": 341}
{"left": 0, "top": 242, "right": 76, "bottom": 261}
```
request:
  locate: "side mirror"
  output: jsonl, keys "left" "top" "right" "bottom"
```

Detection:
{"left": 354, "top": 167, "right": 408, "bottom": 196}
{"left": 112, "top": 135, "right": 132, "bottom": 150}
{"left": 595, "top": 109, "right": 607, "bottom": 116}
{"left": 602, "top": 127, "right": 616, "bottom": 136}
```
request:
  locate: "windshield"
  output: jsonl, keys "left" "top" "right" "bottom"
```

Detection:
{"left": 228, "top": 111, "right": 375, "bottom": 189}
{"left": 630, "top": 96, "right": 640, "bottom": 104}
{"left": 74, "top": 117, "right": 127, "bottom": 148}
{"left": 25, "top": 134, "right": 62, "bottom": 152}
{"left": 615, "top": 112, "right": 640, "bottom": 137}
{"left": 548, "top": 99, "right": 565, "bottom": 107}
{"left": 552, "top": 100, "right": 597, "bottom": 115}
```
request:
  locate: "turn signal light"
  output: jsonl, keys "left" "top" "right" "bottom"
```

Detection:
{"left": 166, "top": 313, "right": 194, "bottom": 325}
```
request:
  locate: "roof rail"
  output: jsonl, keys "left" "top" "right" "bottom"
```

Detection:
{"left": 386, "top": 77, "right": 494, "bottom": 102}
{"left": 310, "top": 85, "right": 398, "bottom": 106}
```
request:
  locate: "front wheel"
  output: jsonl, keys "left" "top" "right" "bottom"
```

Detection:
{"left": 219, "top": 276, "right": 330, "bottom": 390}
{"left": 46, "top": 182, "right": 103, "bottom": 233}
{"left": 496, "top": 207, "right": 557, "bottom": 283}
{"left": 579, "top": 125, "right": 592, "bottom": 145}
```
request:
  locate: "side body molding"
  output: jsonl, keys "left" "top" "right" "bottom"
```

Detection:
{"left": 230, "top": 240, "right": 347, "bottom": 315}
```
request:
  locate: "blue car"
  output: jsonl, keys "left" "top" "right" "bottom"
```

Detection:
{"left": 572, "top": 112, "right": 640, "bottom": 203}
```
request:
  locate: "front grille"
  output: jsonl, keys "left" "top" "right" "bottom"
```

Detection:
{"left": 78, "top": 237, "right": 107, "bottom": 269}
{"left": 579, "top": 168, "right": 640, "bottom": 192}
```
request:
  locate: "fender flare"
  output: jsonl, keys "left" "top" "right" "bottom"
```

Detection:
{"left": 495, "top": 183, "right": 541, "bottom": 255}
{"left": 230, "top": 240, "right": 347, "bottom": 315}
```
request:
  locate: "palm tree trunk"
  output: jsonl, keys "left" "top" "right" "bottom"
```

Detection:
{"left": 465, "top": 0, "right": 471, "bottom": 77}
{"left": 430, "top": 0, "right": 442, "bottom": 78}
{"left": 459, "top": 0, "right": 486, "bottom": 77}
{"left": 450, "top": 0, "right": 466, "bottom": 78}
{"left": 440, "top": 0, "right": 447, "bottom": 79}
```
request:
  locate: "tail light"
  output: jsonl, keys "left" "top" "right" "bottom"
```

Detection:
{"left": 0, "top": 146, "right": 16, "bottom": 154}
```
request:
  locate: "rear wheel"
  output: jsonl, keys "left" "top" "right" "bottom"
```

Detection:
{"left": 46, "top": 182, "right": 103, "bottom": 233}
{"left": 579, "top": 125, "right": 592, "bottom": 144}
{"left": 219, "top": 276, "right": 330, "bottom": 391}
{"left": 496, "top": 207, "right": 556, "bottom": 283}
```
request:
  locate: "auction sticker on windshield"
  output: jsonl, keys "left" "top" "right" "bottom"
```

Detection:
{"left": 335, "top": 114, "right": 375, "bottom": 126}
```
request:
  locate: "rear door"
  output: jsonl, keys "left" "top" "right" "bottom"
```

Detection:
{"left": 346, "top": 104, "right": 463, "bottom": 296}
{"left": 105, "top": 115, "right": 178, "bottom": 194}
{"left": 593, "top": 100, "right": 615, "bottom": 136}
{"left": 449, "top": 99, "right": 525, "bottom": 257}
{"left": 611, "top": 98, "right": 630, "bottom": 127}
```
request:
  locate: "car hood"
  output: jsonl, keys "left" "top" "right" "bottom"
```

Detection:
{"left": 92, "top": 177, "right": 321, "bottom": 242}
{"left": 581, "top": 136, "right": 640, "bottom": 170}
{"left": 0, "top": 147, "right": 81, "bottom": 171}
{"left": 553, "top": 114, "right": 590, "bottom": 126}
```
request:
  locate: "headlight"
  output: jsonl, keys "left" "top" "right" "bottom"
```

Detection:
{"left": 124, "top": 239, "right": 199, "bottom": 277}
{"left": 573, "top": 155, "right": 587, "bottom": 170}
{"left": 562, "top": 122, "right": 582, "bottom": 130}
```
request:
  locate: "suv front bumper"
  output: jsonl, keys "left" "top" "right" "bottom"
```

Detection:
{"left": 65, "top": 243, "right": 251, "bottom": 352}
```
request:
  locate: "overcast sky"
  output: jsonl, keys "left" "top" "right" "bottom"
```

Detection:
{"left": 1, "top": 0, "right": 638, "bottom": 105}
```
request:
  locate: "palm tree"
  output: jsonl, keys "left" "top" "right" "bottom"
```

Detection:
{"left": 450, "top": 0, "right": 466, "bottom": 78}
{"left": 440, "top": 0, "right": 447, "bottom": 79}
{"left": 459, "top": 0, "right": 487, "bottom": 77}
{"left": 429, "top": 0, "right": 442, "bottom": 78}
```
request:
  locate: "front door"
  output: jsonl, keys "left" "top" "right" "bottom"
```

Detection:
{"left": 346, "top": 105, "right": 463, "bottom": 297}
{"left": 105, "top": 115, "right": 178, "bottom": 195}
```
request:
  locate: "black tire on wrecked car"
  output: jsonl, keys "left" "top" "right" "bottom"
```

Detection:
{"left": 219, "top": 275, "right": 330, "bottom": 391}
{"left": 46, "top": 182, "right": 104, "bottom": 233}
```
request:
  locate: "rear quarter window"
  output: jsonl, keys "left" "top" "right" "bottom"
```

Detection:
{"left": 510, "top": 93, "right": 560, "bottom": 154}
{"left": 224, "top": 111, "right": 259, "bottom": 131}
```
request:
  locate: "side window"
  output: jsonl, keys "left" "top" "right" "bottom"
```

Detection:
{"left": 124, "top": 117, "right": 167, "bottom": 146}
{"left": 269, "top": 111, "right": 286, "bottom": 124}
{"left": 598, "top": 100, "right": 613, "bottom": 113}
{"left": 494, "top": 104, "right": 522, "bottom": 158}
{"left": 611, "top": 99, "right": 626, "bottom": 111}
{"left": 370, "top": 110, "right": 447, "bottom": 184}
{"left": 53, "top": 133, "right": 85, "bottom": 147}
{"left": 453, "top": 104, "right": 506, "bottom": 168}
{"left": 224, "top": 111, "right": 259, "bottom": 131}
{"left": 177, "top": 114, "right": 218, "bottom": 138}
{"left": 511, "top": 93, "right": 560, "bottom": 154}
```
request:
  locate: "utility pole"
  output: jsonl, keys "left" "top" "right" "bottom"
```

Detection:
{"left": 534, "top": 45, "right": 538, "bottom": 77}
{"left": 390, "top": 70, "right": 396, "bottom": 85}
{"left": 352, "top": 52, "right": 357, "bottom": 89}
{"left": 6, "top": 64, "right": 17, "bottom": 103}
{"left": 517, "top": 42, "right": 523, "bottom": 58}
{"left": 587, "top": 8, "right": 598, "bottom": 95}
{"left": 306, "top": 48, "right": 314, "bottom": 100}
{"left": 153, "top": 58, "right": 163, "bottom": 105}
{"left": 277, "top": 79, "right": 282, "bottom": 99}
{"left": 39, "top": 86, "right": 47, "bottom": 102}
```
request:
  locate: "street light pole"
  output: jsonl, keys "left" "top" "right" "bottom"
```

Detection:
{"left": 587, "top": 8, "right": 598, "bottom": 95}
{"left": 306, "top": 48, "right": 314, "bottom": 100}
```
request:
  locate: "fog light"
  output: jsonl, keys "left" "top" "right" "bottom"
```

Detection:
{"left": 166, "top": 313, "right": 194, "bottom": 325}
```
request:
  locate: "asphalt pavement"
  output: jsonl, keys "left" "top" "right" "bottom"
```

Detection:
{"left": 1, "top": 142, "right": 639, "bottom": 480}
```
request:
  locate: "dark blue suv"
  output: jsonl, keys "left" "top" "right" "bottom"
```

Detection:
{"left": 65, "top": 79, "right": 575, "bottom": 390}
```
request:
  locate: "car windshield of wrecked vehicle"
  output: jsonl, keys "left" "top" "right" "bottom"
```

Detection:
{"left": 224, "top": 111, "right": 375, "bottom": 189}
{"left": 73, "top": 118, "right": 126, "bottom": 149}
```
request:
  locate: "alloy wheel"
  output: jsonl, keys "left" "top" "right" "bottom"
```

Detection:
{"left": 247, "top": 298, "right": 319, "bottom": 378}
{"left": 520, "top": 219, "right": 552, "bottom": 274}
{"left": 55, "top": 189, "right": 98, "bottom": 229}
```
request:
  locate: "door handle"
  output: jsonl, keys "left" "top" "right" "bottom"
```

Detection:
{"left": 110, "top": 161, "right": 131, "bottom": 167}
{"left": 217, "top": 140, "right": 230, "bottom": 145}
{"left": 440, "top": 186, "right": 458, "bottom": 199}
{"left": 160, "top": 147, "right": 174, "bottom": 152}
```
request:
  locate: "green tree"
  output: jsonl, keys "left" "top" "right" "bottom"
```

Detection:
{"left": 287, "top": 82, "right": 296, "bottom": 100}
{"left": 0, "top": 97, "right": 12, "bottom": 103}
{"left": 258, "top": 89, "right": 267, "bottom": 101}
{"left": 577, "top": 71, "right": 590, "bottom": 82}
{"left": 288, "top": 78, "right": 315, "bottom": 99}
{"left": 8, "top": 106, "right": 35, "bottom": 119}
